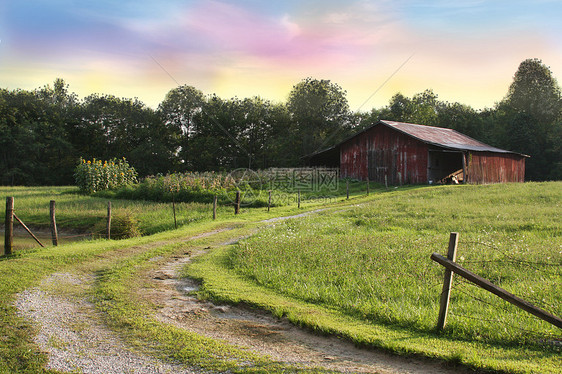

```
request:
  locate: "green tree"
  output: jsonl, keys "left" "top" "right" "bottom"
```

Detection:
{"left": 78, "top": 94, "right": 177, "bottom": 176}
{"left": 506, "top": 58, "right": 561, "bottom": 125}
{"left": 34, "top": 78, "right": 79, "bottom": 184}
{"left": 502, "top": 58, "right": 562, "bottom": 180}
{"left": 187, "top": 95, "right": 238, "bottom": 170}
{"left": 435, "top": 101, "right": 483, "bottom": 139}
{"left": 184, "top": 94, "right": 293, "bottom": 170}
{"left": 0, "top": 89, "right": 42, "bottom": 185}
{"left": 386, "top": 90, "right": 439, "bottom": 126}
{"left": 230, "top": 97, "right": 296, "bottom": 169}
{"left": 287, "top": 78, "right": 351, "bottom": 158}
{"left": 158, "top": 85, "right": 205, "bottom": 168}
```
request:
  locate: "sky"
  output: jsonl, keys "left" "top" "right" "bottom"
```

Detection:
{"left": 1, "top": 0, "right": 561, "bottom": 111}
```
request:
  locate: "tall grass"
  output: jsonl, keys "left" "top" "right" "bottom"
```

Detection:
{"left": 0, "top": 186, "right": 235, "bottom": 240}
{"left": 0, "top": 179, "right": 366, "bottom": 249}
{"left": 106, "top": 169, "right": 362, "bottom": 207}
{"left": 228, "top": 182, "right": 562, "bottom": 348}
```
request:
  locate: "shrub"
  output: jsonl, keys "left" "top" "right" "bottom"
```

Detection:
{"left": 75, "top": 157, "right": 138, "bottom": 194}
{"left": 93, "top": 209, "right": 142, "bottom": 240}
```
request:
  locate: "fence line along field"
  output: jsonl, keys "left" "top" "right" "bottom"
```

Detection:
{"left": 0, "top": 186, "right": 234, "bottom": 245}
{"left": 1, "top": 170, "right": 364, "bottom": 251}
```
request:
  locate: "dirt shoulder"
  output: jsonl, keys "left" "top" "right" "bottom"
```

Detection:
{"left": 141, "top": 240, "right": 475, "bottom": 373}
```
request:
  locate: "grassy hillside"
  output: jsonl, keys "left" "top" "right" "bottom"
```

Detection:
{"left": 189, "top": 182, "right": 562, "bottom": 373}
{"left": 2, "top": 182, "right": 560, "bottom": 373}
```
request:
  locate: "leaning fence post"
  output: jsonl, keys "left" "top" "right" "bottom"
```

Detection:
{"left": 4, "top": 197, "right": 14, "bottom": 255}
{"left": 431, "top": 252, "right": 562, "bottom": 328}
{"left": 107, "top": 201, "right": 112, "bottom": 240}
{"left": 437, "top": 232, "right": 459, "bottom": 330}
{"left": 14, "top": 214, "right": 44, "bottom": 247}
{"left": 50, "top": 200, "right": 58, "bottom": 246}
{"left": 235, "top": 191, "right": 240, "bottom": 215}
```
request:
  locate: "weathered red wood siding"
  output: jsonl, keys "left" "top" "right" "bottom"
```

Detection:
{"left": 340, "top": 125, "right": 428, "bottom": 184}
{"left": 340, "top": 133, "right": 368, "bottom": 180}
{"left": 466, "top": 152, "right": 526, "bottom": 184}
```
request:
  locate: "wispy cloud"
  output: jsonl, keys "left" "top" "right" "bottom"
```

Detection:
{"left": 0, "top": 0, "right": 560, "bottom": 110}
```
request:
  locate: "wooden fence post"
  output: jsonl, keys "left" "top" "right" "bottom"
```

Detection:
{"left": 14, "top": 214, "right": 44, "bottom": 247}
{"left": 213, "top": 194, "right": 217, "bottom": 220}
{"left": 297, "top": 189, "right": 301, "bottom": 209}
{"left": 268, "top": 190, "right": 271, "bottom": 212}
{"left": 436, "top": 232, "right": 459, "bottom": 330}
{"left": 431, "top": 252, "right": 562, "bottom": 329}
{"left": 107, "top": 201, "right": 112, "bottom": 240}
{"left": 235, "top": 191, "right": 240, "bottom": 215}
{"left": 366, "top": 176, "right": 370, "bottom": 196}
{"left": 50, "top": 200, "right": 58, "bottom": 246}
{"left": 4, "top": 197, "right": 14, "bottom": 255}
{"left": 172, "top": 193, "right": 177, "bottom": 229}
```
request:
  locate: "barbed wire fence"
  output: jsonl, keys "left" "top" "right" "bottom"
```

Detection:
{"left": 433, "top": 234, "right": 561, "bottom": 346}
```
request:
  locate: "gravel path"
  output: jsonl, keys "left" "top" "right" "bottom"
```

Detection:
{"left": 14, "top": 209, "right": 472, "bottom": 373}
{"left": 15, "top": 273, "right": 198, "bottom": 374}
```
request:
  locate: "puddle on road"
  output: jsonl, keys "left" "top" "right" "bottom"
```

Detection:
{"left": 181, "top": 284, "right": 199, "bottom": 293}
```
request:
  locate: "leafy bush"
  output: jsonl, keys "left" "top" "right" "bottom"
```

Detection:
{"left": 108, "top": 171, "right": 251, "bottom": 204}
{"left": 106, "top": 168, "right": 345, "bottom": 207}
{"left": 75, "top": 157, "right": 138, "bottom": 194}
{"left": 93, "top": 209, "right": 142, "bottom": 240}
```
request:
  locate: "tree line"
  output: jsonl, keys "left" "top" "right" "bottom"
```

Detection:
{"left": 1, "top": 58, "right": 560, "bottom": 185}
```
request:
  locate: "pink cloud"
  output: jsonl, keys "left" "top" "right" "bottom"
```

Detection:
{"left": 179, "top": 1, "right": 384, "bottom": 68}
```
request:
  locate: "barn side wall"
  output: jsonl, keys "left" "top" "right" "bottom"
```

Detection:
{"left": 340, "top": 132, "right": 368, "bottom": 180}
{"left": 466, "top": 152, "right": 526, "bottom": 184}
{"left": 340, "top": 125, "right": 428, "bottom": 184}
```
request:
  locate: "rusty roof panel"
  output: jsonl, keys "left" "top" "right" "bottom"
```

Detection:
{"left": 380, "top": 121, "right": 526, "bottom": 155}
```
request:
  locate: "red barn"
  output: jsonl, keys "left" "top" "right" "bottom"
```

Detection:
{"left": 309, "top": 120, "right": 527, "bottom": 185}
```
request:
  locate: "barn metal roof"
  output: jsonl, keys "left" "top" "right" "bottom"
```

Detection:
{"left": 362, "top": 120, "right": 527, "bottom": 156}
{"left": 379, "top": 120, "right": 516, "bottom": 153}
{"left": 306, "top": 120, "right": 528, "bottom": 161}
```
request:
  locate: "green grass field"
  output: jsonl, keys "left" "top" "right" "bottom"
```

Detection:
{"left": 1, "top": 181, "right": 374, "bottom": 242}
{"left": 188, "top": 182, "right": 562, "bottom": 373}
{"left": 1, "top": 182, "right": 560, "bottom": 373}
{"left": 0, "top": 186, "right": 239, "bottom": 238}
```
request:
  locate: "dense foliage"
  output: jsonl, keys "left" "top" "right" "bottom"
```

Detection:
{"left": 74, "top": 157, "right": 137, "bottom": 193}
{"left": 1, "top": 59, "right": 560, "bottom": 185}
{"left": 105, "top": 168, "right": 345, "bottom": 208}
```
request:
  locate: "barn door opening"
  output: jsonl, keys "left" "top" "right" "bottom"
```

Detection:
{"left": 428, "top": 150, "right": 464, "bottom": 184}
